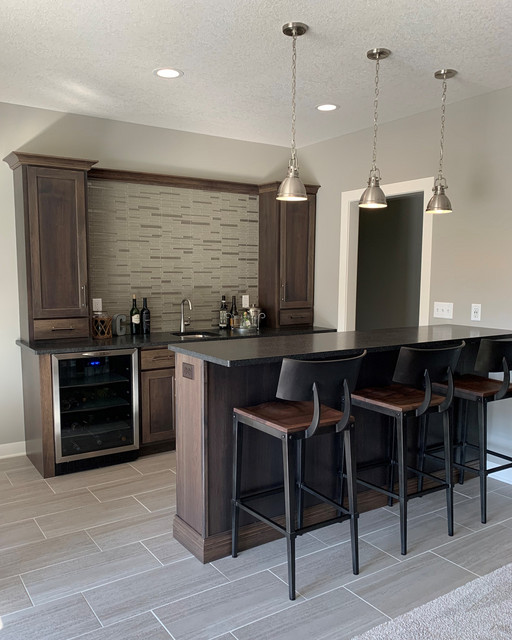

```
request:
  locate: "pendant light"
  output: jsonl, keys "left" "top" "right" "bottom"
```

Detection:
{"left": 359, "top": 48, "right": 391, "bottom": 209}
{"left": 426, "top": 69, "right": 457, "bottom": 214}
{"left": 276, "top": 22, "right": 308, "bottom": 202}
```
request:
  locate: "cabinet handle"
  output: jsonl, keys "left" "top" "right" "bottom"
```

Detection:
{"left": 81, "top": 283, "right": 88, "bottom": 308}
{"left": 171, "top": 375, "right": 176, "bottom": 429}
{"left": 290, "top": 315, "right": 306, "bottom": 319}
{"left": 153, "top": 355, "right": 174, "bottom": 361}
{"left": 281, "top": 282, "right": 287, "bottom": 302}
{"left": 52, "top": 326, "right": 75, "bottom": 331}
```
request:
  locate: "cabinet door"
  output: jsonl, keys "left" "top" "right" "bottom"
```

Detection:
{"left": 279, "top": 195, "right": 315, "bottom": 309}
{"left": 141, "top": 368, "right": 175, "bottom": 444}
{"left": 27, "top": 166, "right": 88, "bottom": 318}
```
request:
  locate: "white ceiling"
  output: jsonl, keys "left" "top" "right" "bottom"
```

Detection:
{"left": 1, "top": 0, "right": 512, "bottom": 148}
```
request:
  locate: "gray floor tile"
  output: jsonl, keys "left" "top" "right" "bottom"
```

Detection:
{"left": 73, "top": 612, "right": 173, "bottom": 640}
{"left": 0, "top": 480, "right": 56, "bottom": 507}
{"left": 0, "top": 593, "right": 100, "bottom": 640}
{"left": 433, "top": 522, "right": 512, "bottom": 575}
{"left": 452, "top": 475, "right": 504, "bottom": 499}
{"left": 0, "top": 518, "right": 45, "bottom": 551}
{"left": 0, "top": 575, "right": 32, "bottom": 616}
{"left": 46, "top": 463, "right": 142, "bottom": 493}
{"left": 154, "top": 571, "right": 299, "bottom": 640}
{"left": 361, "top": 512, "right": 474, "bottom": 560}
{"left": 23, "top": 542, "right": 161, "bottom": 605}
{"left": 211, "top": 533, "right": 327, "bottom": 581}
{"left": 0, "top": 488, "right": 99, "bottom": 525}
{"left": 84, "top": 558, "right": 228, "bottom": 626}
{"left": 0, "top": 455, "right": 36, "bottom": 472}
{"left": 0, "top": 471, "right": 13, "bottom": 487}
{"left": 129, "top": 451, "right": 176, "bottom": 474}
{"left": 0, "top": 530, "right": 99, "bottom": 580}
{"left": 441, "top": 490, "right": 512, "bottom": 530}
{"left": 382, "top": 486, "right": 470, "bottom": 519}
{"left": 491, "top": 479, "right": 512, "bottom": 499}
{"left": 270, "top": 539, "right": 398, "bottom": 600}
{"left": 36, "top": 496, "right": 150, "bottom": 537}
{"left": 134, "top": 487, "right": 177, "bottom": 511}
{"left": 310, "top": 508, "right": 400, "bottom": 546}
{"left": 90, "top": 469, "right": 176, "bottom": 502}
{"left": 233, "top": 586, "right": 388, "bottom": 640}
{"left": 5, "top": 465, "right": 44, "bottom": 485}
{"left": 347, "top": 552, "right": 475, "bottom": 618}
{"left": 87, "top": 508, "right": 174, "bottom": 550}
{"left": 142, "top": 531, "right": 192, "bottom": 565}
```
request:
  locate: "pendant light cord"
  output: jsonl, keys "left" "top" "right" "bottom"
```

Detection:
{"left": 290, "top": 29, "right": 298, "bottom": 169}
{"left": 371, "top": 56, "right": 381, "bottom": 173}
{"left": 437, "top": 76, "right": 447, "bottom": 180}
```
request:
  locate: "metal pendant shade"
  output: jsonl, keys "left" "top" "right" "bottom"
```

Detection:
{"left": 426, "top": 69, "right": 457, "bottom": 214}
{"left": 359, "top": 48, "right": 391, "bottom": 210}
{"left": 277, "top": 22, "right": 308, "bottom": 202}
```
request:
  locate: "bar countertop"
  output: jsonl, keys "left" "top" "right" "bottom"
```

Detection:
{"left": 169, "top": 324, "right": 512, "bottom": 367}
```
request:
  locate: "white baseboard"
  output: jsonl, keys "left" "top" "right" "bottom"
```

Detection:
{"left": 487, "top": 458, "right": 512, "bottom": 485}
{"left": 0, "top": 441, "right": 27, "bottom": 459}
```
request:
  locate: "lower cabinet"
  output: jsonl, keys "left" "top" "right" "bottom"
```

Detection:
{"left": 140, "top": 348, "right": 176, "bottom": 447}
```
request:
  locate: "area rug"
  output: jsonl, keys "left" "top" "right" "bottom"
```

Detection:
{"left": 352, "top": 563, "right": 512, "bottom": 639}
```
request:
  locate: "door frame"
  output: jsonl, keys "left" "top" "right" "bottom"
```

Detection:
{"left": 337, "top": 177, "right": 434, "bottom": 331}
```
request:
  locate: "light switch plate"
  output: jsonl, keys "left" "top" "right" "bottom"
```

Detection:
{"left": 433, "top": 301, "right": 453, "bottom": 319}
{"left": 92, "top": 298, "right": 102, "bottom": 312}
{"left": 471, "top": 303, "right": 481, "bottom": 321}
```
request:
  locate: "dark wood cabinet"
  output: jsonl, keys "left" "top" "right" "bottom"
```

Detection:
{"left": 140, "top": 348, "right": 176, "bottom": 447}
{"left": 258, "top": 182, "right": 318, "bottom": 328}
{"left": 4, "top": 153, "right": 97, "bottom": 341}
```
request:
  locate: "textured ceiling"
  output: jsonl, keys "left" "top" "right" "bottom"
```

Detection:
{"left": 1, "top": 0, "right": 512, "bottom": 147}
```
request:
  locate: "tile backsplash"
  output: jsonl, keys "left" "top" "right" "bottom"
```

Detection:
{"left": 87, "top": 180, "right": 259, "bottom": 331}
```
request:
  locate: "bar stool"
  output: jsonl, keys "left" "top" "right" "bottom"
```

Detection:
{"left": 352, "top": 342, "right": 464, "bottom": 556}
{"left": 426, "top": 338, "right": 512, "bottom": 523}
{"left": 231, "top": 351, "right": 366, "bottom": 600}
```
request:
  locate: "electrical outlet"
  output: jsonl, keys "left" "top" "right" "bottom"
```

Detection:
{"left": 92, "top": 298, "right": 102, "bottom": 312}
{"left": 433, "top": 301, "right": 453, "bottom": 319}
{"left": 471, "top": 303, "right": 481, "bottom": 322}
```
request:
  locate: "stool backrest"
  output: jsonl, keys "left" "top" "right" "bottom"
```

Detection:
{"left": 393, "top": 341, "right": 465, "bottom": 388}
{"left": 475, "top": 338, "right": 512, "bottom": 374}
{"left": 276, "top": 351, "right": 366, "bottom": 410}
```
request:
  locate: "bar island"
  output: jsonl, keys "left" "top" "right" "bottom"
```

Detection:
{"left": 169, "top": 325, "right": 512, "bottom": 562}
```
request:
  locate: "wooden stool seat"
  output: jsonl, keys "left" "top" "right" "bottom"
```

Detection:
{"left": 353, "top": 384, "right": 446, "bottom": 413}
{"left": 234, "top": 401, "right": 347, "bottom": 434}
{"left": 434, "top": 374, "right": 512, "bottom": 401}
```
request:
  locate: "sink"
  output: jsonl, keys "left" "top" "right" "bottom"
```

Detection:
{"left": 172, "top": 331, "right": 217, "bottom": 340}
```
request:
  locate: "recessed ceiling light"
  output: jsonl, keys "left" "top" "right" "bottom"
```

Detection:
{"left": 153, "top": 68, "right": 184, "bottom": 79}
{"left": 316, "top": 104, "right": 338, "bottom": 112}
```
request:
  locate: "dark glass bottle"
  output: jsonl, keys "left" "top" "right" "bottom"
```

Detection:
{"left": 130, "top": 294, "right": 140, "bottom": 335}
{"left": 229, "top": 295, "right": 239, "bottom": 328}
{"left": 219, "top": 295, "right": 228, "bottom": 329}
{"left": 141, "top": 297, "right": 151, "bottom": 335}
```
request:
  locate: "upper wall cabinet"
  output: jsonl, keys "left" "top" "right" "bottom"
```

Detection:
{"left": 4, "top": 153, "right": 98, "bottom": 341}
{"left": 258, "top": 182, "right": 318, "bottom": 328}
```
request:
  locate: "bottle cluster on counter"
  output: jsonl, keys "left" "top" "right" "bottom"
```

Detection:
{"left": 218, "top": 295, "right": 265, "bottom": 330}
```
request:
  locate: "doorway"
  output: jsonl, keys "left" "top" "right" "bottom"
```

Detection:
{"left": 355, "top": 193, "right": 423, "bottom": 331}
{"left": 338, "top": 177, "right": 434, "bottom": 331}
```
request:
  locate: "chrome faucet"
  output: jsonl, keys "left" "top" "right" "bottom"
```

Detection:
{"left": 180, "top": 299, "right": 192, "bottom": 333}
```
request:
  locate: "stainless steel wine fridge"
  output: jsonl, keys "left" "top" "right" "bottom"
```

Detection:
{"left": 52, "top": 349, "right": 139, "bottom": 463}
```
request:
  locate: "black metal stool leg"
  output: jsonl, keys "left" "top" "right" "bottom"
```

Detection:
{"left": 232, "top": 414, "right": 243, "bottom": 558}
{"left": 417, "top": 414, "right": 428, "bottom": 493}
{"left": 282, "top": 434, "right": 297, "bottom": 600}
{"left": 459, "top": 399, "right": 469, "bottom": 484}
{"left": 443, "top": 409, "right": 454, "bottom": 536}
{"left": 388, "top": 415, "right": 396, "bottom": 506}
{"left": 297, "top": 438, "right": 306, "bottom": 530}
{"left": 478, "top": 400, "right": 488, "bottom": 524}
{"left": 396, "top": 413, "right": 408, "bottom": 555}
{"left": 344, "top": 423, "right": 359, "bottom": 575}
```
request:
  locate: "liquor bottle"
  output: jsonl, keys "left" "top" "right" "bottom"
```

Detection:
{"left": 141, "top": 297, "right": 151, "bottom": 335}
{"left": 130, "top": 294, "right": 140, "bottom": 335}
{"left": 230, "top": 295, "right": 240, "bottom": 328}
{"left": 219, "top": 295, "right": 228, "bottom": 329}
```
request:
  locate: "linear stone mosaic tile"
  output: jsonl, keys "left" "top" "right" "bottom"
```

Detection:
{"left": 88, "top": 181, "right": 259, "bottom": 332}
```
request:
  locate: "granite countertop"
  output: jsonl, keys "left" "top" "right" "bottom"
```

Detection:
{"left": 169, "top": 324, "right": 512, "bottom": 367}
{"left": 17, "top": 325, "right": 335, "bottom": 355}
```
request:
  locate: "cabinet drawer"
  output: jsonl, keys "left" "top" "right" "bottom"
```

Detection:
{"left": 279, "top": 309, "right": 313, "bottom": 326}
{"left": 140, "top": 348, "right": 175, "bottom": 370}
{"left": 33, "top": 317, "right": 89, "bottom": 340}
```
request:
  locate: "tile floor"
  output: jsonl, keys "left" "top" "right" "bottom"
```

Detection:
{"left": 1, "top": 452, "right": 512, "bottom": 639}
